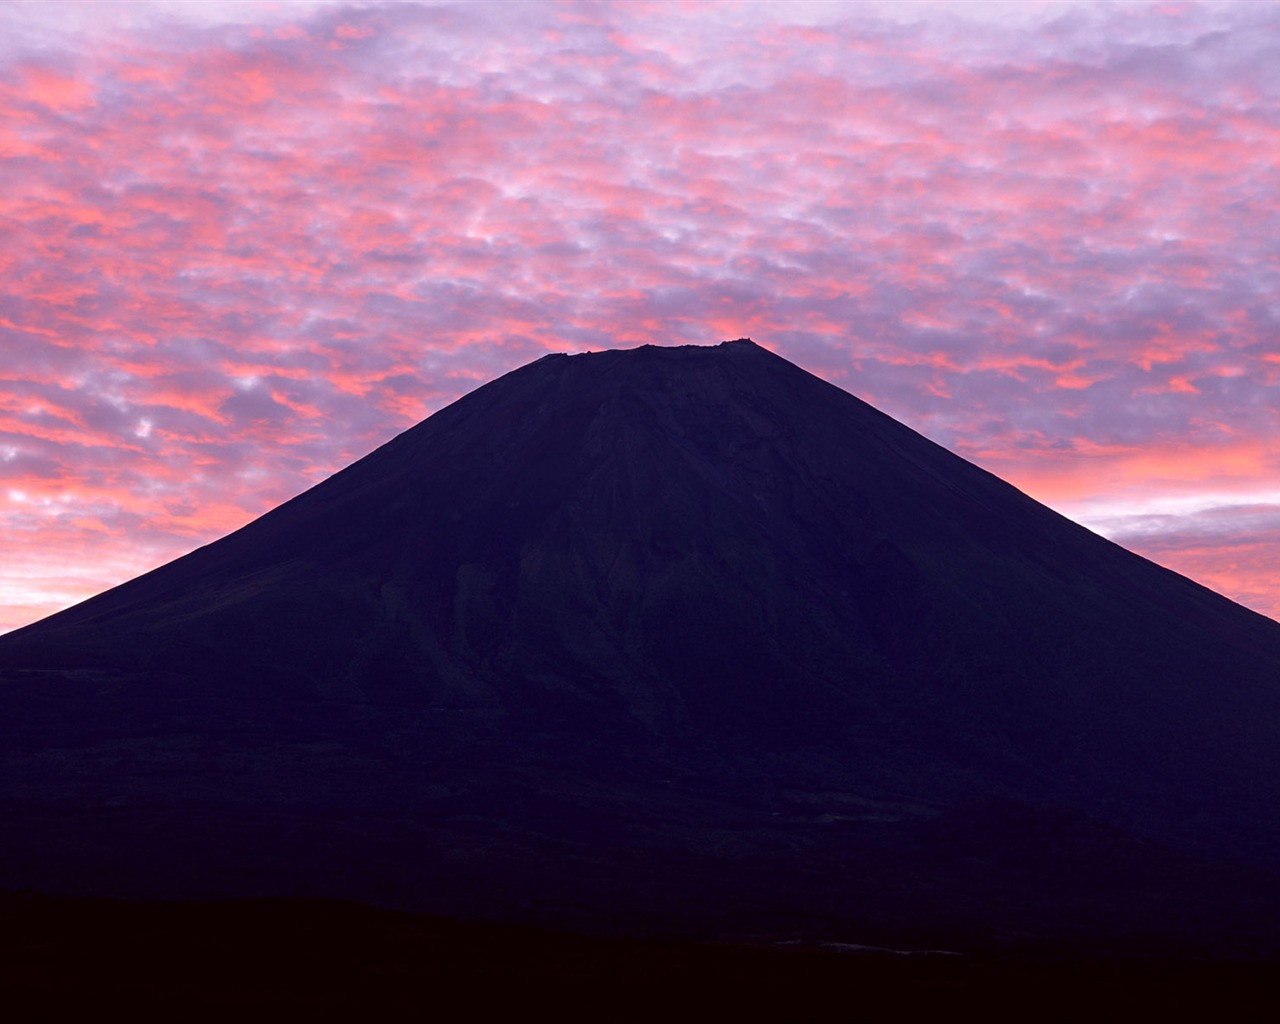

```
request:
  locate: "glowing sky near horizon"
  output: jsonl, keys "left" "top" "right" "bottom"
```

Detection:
{"left": 2, "top": 0, "right": 1280, "bottom": 632}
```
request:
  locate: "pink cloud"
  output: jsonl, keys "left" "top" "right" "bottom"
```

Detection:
{"left": 18, "top": 62, "right": 96, "bottom": 111}
{"left": 2, "top": 0, "right": 1280, "bottom": 628}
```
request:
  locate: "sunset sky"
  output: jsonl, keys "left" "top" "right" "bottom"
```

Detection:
{"left": 3, "top": 0, "right": 1279, "bottom": 632}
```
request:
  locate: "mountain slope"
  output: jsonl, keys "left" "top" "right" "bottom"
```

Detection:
{"left": 4, "top": 339, "right": 1280, "bottom": 951}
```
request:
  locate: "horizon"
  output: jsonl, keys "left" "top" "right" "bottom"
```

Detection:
{"left": 3, "top": 0, "right": 1280, "bottom": 630}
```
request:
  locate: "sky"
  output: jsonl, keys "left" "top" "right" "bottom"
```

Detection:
{"left": 2, "top": 0, "right": 1280, "bottom": 633}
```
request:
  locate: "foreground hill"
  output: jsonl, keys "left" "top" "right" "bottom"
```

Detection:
{"left": 4, "top": 339, "right": 1280, "bottom": 952}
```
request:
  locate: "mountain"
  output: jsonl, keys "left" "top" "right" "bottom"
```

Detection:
{"left": 4, "top": 339, "right": 1280, "bottom": 953}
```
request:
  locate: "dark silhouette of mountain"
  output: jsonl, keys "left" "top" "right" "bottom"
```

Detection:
{"left": 4, "top": 339, "right": 1280, "bottom": 953}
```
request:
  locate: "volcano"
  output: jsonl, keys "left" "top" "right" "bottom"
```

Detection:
{"left": 4, "top": 339, "right": 1280, "bottom": 953}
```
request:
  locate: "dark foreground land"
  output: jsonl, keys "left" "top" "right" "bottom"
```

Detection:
{"left": 2, "top": 896, "right": 1277, "bottom": 1022}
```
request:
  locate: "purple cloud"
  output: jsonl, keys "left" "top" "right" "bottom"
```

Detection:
{"left": 3, "top": 1, "right": 1280, "bottom": 629}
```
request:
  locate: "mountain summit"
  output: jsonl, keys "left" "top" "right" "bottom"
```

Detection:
{"left": 4, "top": 339, "right": 1280, "bottom": 951}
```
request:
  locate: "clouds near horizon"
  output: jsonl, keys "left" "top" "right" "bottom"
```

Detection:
{"left": 3, "top": 0, "right": 1280, "bottom": 630}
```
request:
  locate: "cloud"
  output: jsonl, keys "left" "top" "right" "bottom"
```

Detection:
{"left": 3, "top": 0, "right": 1280, "bottom": 628}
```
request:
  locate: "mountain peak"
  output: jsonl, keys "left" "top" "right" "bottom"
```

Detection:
{"left": 549, "top": 336, "right": 762, "bottom": 362}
